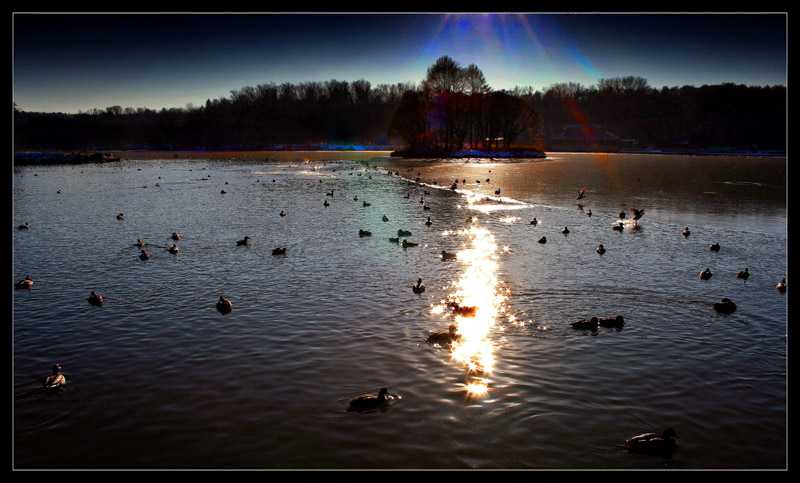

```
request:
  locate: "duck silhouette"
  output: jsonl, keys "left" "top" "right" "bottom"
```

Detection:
{"left": 631, "top": 208, "right": 646, "bottom": 221}
{"left": 388, "top": 237, "right": 400, "bottom": 244}
{"left": 571, "top": 317, "right": 598, "bottom": 330}
{"left": 15, "top": 275, "right": 34, "bottom": 289}
{"left": 402, "top": 239, "right": 418, "bottom": 248}
{"left": 44, "top": 364, "right": 66, "bottom": 390}
{"left": 613, "top": 222, "right": 624, "bottom": 232}
{"left": 216, "top": 296, "right": 233, "bottom": 314}
{"left": 709, "top": 242, "right": 720, "bottom": 252}
{"left": 538, "top": 236, "right": 547, "bottom": 244}
{"left": 596, "top": 244, "right": 606, "bottom": 255}
{"left": 627, "top": 428, "right": 679, "bottom": 454}
{"left": 279, "top": 211, "right": 286, "bottom": 217}
{"left": 683, "top": 227, "right": 691, "bottom": 237}
{"left": 441, "top": 250, "right": 458, "bottom": 260}
{"left": 116, "top": 213, "right": 124, "bottom": 220}
{"left": 576, "top": 187, "right": 586, "bottom": 200}
{"left": 139, "top": 250, "right": 150, "bottom": 260}
{"left": 169, "top": 244, "right": 179, "bottom": 254}
{"left": 599, "top": 315, "right": 624, "bottom": 328}
{"left": 426, "top": 324, "right": 460, "bottom": 346}
{"left": 172, "top": 232, "right": 181, "bottom": 241}
{"left": 412, "top": 278, "right": 425, "bottom": 294}
{"left": 135, "top": 238, "right": 145, "bottom": 247}
{"left": 530, "top": 218, "right": 538, "bottom": 226}
{"left": 323, "top": 200, "right": 330, "bottom": 207}
{"left": 700, "top": 268, "right": 712, "bottom": 280}
{"left": 272, "top": 247, "right": 287, "bottom": 255}
{"left": 359, "top": 229, "right": 372, "bottom": 237}
{"left": 18, "top": 222, "right": 29, "bottom": 230}
{"left": 425, "top": 217, "right": 432, "bottom": 226}
{"left": 382, "top": 215, "right": 389, "bottom": 222}
{"left": 713, "top": 298, "right": 736, "bottom": 314}
{"left": 777, "top": 278, "right": 787, "bottom": 293}
{"left": 397, "top": 229, "right": 412, "bottom": 237}
{"left": 237, "top": 236, "right": 250, "bottom": 246}
{"left": 736, "top": 268, "right": 750, "bottom": 281}
{"left": 348, "top": 387, "right": 390, "bottom": 411}
{"left": 88, "top": 291, "right": 103, "bottom": 307}
{"left": 562, "top": 226, "right": 569, "bottom": 235}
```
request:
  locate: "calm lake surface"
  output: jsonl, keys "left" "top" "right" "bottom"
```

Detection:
{"left": 13, "top": 151, "right": 787, "bottom": 469}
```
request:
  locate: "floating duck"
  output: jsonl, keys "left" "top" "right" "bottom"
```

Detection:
{"left": 363, "top": 201, "right": 371, "bottom": 207}
{"left": 571, "top": 317, "right": 598, "bottom": 330}
{"left": 353, "top": 196, "right": 359, "bottom": 201}
{"left": 397, "top": 229, "right": 412, "bottom": 237}
{"left": 495, "top": 188, "right": 501, "bottom": 195}
{"left": 135, "top": 238, "right": 145, "bottom": 247}
{"left": 359, "top": 229, "right": 372, "bottom": 237}
{"left": 441, "top": 251, "right": 458, "bottom": 260}
{"left": 426, "top": 324, "right": 460, "bottom": 346}
{"left": 169, "top": 244, "right": 179, "bottom": 254}
{"left": 736, "top": 268, "right": 750, "bottom": 280}
{"left": 576, "top": 187, "right": 586, "bottom": 200}
{"left": 709, "top": 242, "right": 720, "bottom": 252}
{"left": 562, "top": 227, "right": 570, "bottom": 235}
{"left": 348, "top": 387, "right": 390, "bottom": 411}
{"left": 423, "top": 204, "right": 430, "bottom": 211}
{"left": 326, "top": 190, "right": 334, "bottom": 197}
{"left": 388, "top": 237, "right": 400, "bottom": 244}
{"left": 596, "top": 244, "right": 606, "bottom": 255}
{"left": 382, "top": 215, "right": 389, "bottom": 222}
{"left": 700, "top": 268, "right": 712, "bottom": 280}
{"left": 451, "top": 182, "right": 458, "bottom": 190}
{"left": 538, "top": 236, "right": 547, "bottom": 244}
{"left": 777, "top": 278, "right": 787, "bottom": 293}
{"left": 116, "top": 213, "right": 124, "bottom": 220}
{"left": 237, "top": 236, "right": 250, "bottom": 246}
{"left": 272, "top": 247, "right": 287, "bottom": 255}
{"left": 279, "top": 211, "right": 286, "bottom": 217}
{"left": 15, "top": 275, "right": 34, "bottom": 289}
{"left": 139, "top": 250, "right": 150, "bottom": 260}
{"left": 618, "top": 211, "right": 626, "bottom": 219}
{"left": 402, "top": 240, "right": 418, "bottom": 248}
{"left": 613, "top": 222, "right": 624, "bottom": 232}
{"left": 172, "top": 232, "right": 181, "bottom": 240}
{"left": 216, "top": 296, "right": 232, "bottom": 314}
{"left": 425, "top": 217, "right": 432, "bottom": 226}
{"left": 220, "top": 189, "right": 227, "bottom": 194}
{"left": 57, "top": 190, "right": 62, "bottom": 194}
{"left": 587, "top": 209, "right": 592, "bottom": 217}
{"left": 627, "top": 428, "right": 679, "bottom": 454}
{"left": 323, "top": 200, "right": 330, "bottom": 207}
{"left": 631, "top": 208, "right": 646, "bottom": 221}
{"left": 599, "top": 315, "right": 624, "bottom": 328}
{"left": 530, "top": 218, "right": 538, "bottom": 226}
{"left": 88, "top": 291, "right": 103, "bottom": 307}
{"left": 44, "top": 364, "right": 66, "bottom": 390}
{"left": 18, "top": 222, "right": 29, "bottom": 230}
{"left": 412, "top": 278, "right": 425, "bottom": 294}
{"left": 682, "top": 227, "right": 691, "bottom": 237}
{"left": 713, "top": 298, "right": 736, "bottom": 314}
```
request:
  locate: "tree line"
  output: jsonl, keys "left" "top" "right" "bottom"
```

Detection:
{"left": 13, "top": 57, "right": 785, "bottom": 152}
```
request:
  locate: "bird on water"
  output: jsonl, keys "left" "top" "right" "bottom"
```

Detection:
{"left": 627, "top": 428, "right": 679, "bottom": 454}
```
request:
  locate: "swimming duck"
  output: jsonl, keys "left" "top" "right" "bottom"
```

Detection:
{"left": 363, "top": 201, "right": 371, "bottom": 207}
{"left": 139, "top": 250, "right": 150, "bottom": 260}
{"left": 682, "top": 227, "right": 691, "bottom": 237}
{"left": 88, "top": 291, "right": 103, "bottom": 307}
{"left": 323, "top": 200, "right": 330, "bottom": 207}
{"left": 237, "top": 236, "right": 250, "bottom": 246}
{"left": 388, "top": 237, "right": 400, "bottom": 244}
{"left": 423, "top": 204, "right": 430, "bottom": 211}
{"left": 353, "top": 196, "right": 359, "bottom": 201}
{"left": 279, "top": 211, "right": 286, "bottom": 217}
{"left": 136, "top": 238, "right": 145, "bottom": 247}
{"left": 576, "top": 187, "right": 586, "bottom": 200}
{"left": 571, "top": 317, "right": 599, "bottom": 330}
{"left": 426, "top": 217, "right": 432, "bottom": 226}
{"left": 562, "top": 226, "right": 570, "bottom": 235}
{"left": 700, "top": 268, "right": 712, "bottom": 280}
{"left": 627, "top": 428, "right": 679, "bottom": 454}
{"left": 451, "top": 182, "right": 458, "bottom": 190}
{"left": 172, "top": 232, "right": 180, "bottom": 240}
{"left": 495, "top": 189, "right": 501, "bottom": 195}
{"left": 382, "top": 215, "right": 389, "bottom": 222}
{"left": 426, "top": 324, "right": 460, "bottom": 346}
{"left": 272, "top": 247, "right": 287, "bottom": 255}
{"left": 709, "top": 242, "right": 720, "bottom": 252}
{"left": 713, "top": 298, "right": 736, "bottom": 314}
{"left": 57, "top": 190, "right": 62, "bottom": 194}
{"left": 596, "top": 244, "right": 606, "bottom": 255}
{"left": 44, "top": 364, "right": 66, "bottom": 390}
{"left": 613, "top": 222, "right": 624, "bottom": 232}
{"left": 359, "top": 229, "right": 372, "bottom": 237}
{"left": 348, "top": 387, "right": 389, "bottom": 410}
{"left": 777, "top": 278, "right": 787, "bottom": 293}
{"left": 441, "top": 251, "right": 458, "bottom": 260}
{"left": 397, "top": 229, "right": 412, "bottom": 237}
{"left": 530, "top": 218, "right": 538, "bottom": 226}
{"left": 412, "top": 278, "right": 425, "bottom": 294}
{"left": 538, "top": 236, "right": 547, "bottom": 244}
{"left": 220, "top": 189, "right": 226, "bottom": 194}
{"left": 15, "top": 275, "right": 34, "bottom": 289}
{"left": 452, "top": 304, "right": 477, "bottom": 317}
{"left": 169, "top": 244, "right": 179, "bottom": 254}
{"left": 402, "top": 240, "right": 418, "bottom": 248}
{"left": 618, "top": 211, "right": 626, "bottom": 219}
{"left": 18, "top": 222, "right": 29, "bottom": 230}
{"left": 587, "top": 209, "right": 592, "bottom": 217}
{"left": 599, "top": 315, "right": 624, "bottom": 328}
{"left": 736, "top": 268, "right": 750, "bottom": 280}
{"left": 631, "top": 208, "right": 646, "bottom": 221}
{"left": 116, "top": 213, "right": 124, "bottom": 220}
{"left": 216, "top": 296, "right": 233, "bottom": 314}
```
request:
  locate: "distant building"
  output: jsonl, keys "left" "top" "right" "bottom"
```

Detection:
{"left": 550, "top": 124, "right": 620, "bottom": 152}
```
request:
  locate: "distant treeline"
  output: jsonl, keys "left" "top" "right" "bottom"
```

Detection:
{"left": 14, "top": 70, "right": 786, "bottom": 152}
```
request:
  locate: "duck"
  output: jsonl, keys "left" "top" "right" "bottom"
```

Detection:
{"left": 18, "top": 222, "right": 29, "bottom": 230}
{"left": 452, "top": 304, "right": 477, "bottom": 317}
{"left": 382, "top": 215, "right": 389, "bottom": 222}
{"left": 139, "top": 250, "right": 150, "bottom": 260}
{"left": 709, "top": 242, "right": 720, "bottom": 252}
{"left": 272, "top": 247, "right": 287, "bottom": 255}
{"left": 363, "top": 201, "right": 371, "bottom": 207}
{"left": 598, "top": 315, "right": 624, "bottom": 328}
{"left": 279, "top": 211, "right": 286, "bottom": 217}
{"left": 613, "top": 222, "right": 624, "bottom": 232}
{"left": 353, "top": 196, "right": 359, "bottom": 201}
{"left": 627, "top": 428, "right": 679, "bottom": 454}
{"left": 169, "top": 244, "right": 179, "bottom": 254}
{"left": 426, "top": 324, "right": 460, "bottom": 346}
{"left": 397, "top": 229, "right": 412, "bottom": 237}
{"left": 562, "top": 226, "right": 570, "bottom": 235}
{"left": 713, "top": 298, "right": 737, "bottom": 314}
{"left": 530, "top": 218, "right": 538, "bottom": 226}
{"left": 700, "top": 268, "right": 712, "bottom": 280}
{"left": 736, "top": 268, "right": 750, "bottom": 280}
{"left": 402, "top": 239, "right": 419, "bottom": 248}
{"left": 423, "top": 204, "right": 431, "bottom": 211}
{"left": 15, "top": 275, "right": 34, "bottom": 289}
{"left": 88, "top": 291, "right": 103, "bottom": 307}
{"left": 220, "top": 189, "right": 227, "bottom": 194}
{"left": 631, "top": 208, "right": 646, "bottom": 221}
{"left": 412, "top": 278, "right": 425, "bottom": 294}
{"left": 237, "top": 236, "right": 250, "bottom": 246}
{"left": 323, "top": 200, "right": 330, "bottom": 207}
{"left": 587, "top": 209, "right": 592, "bottom": 217}
{"left": 172, "top": 232, "right": 181, "bottom": 241}
{"left": 116, "top": 213, "right": 124, "bottom": 220}
{"left": 359, "top": 229, "right": 372, "bottom": 237}
{"left": 538, "top": 236, "right": 547, "bottom": 244}
{"left": 348, "top": 387, "right": 390, "bottom": 410}
{"left": 596, "top": 244, "right": 606, "bottom": 255}
{"left": 495, "top": 188, "right": 501, "bottom": 195}
{"left": 44, "top": 364, "right": 66, "bottom": 390}
{"left": 571, "top": 317, "right": 598, "bottom": 330}
{"left": 388, "top": 237, "right": 400, "bottom": 244}
{"left": 135, "top": 238, "right": 145, "bottom": 247}
{"left": 425, "top": 217, "right": 432, "bottom": 226}
{"left": 441, "top": 250, "right": 458, "bottom": 260}
{"left": 576, "top": 187, "right": 586, "bottom": 200}
{"left": 618, "top": 211, "right": 626, "bottom": 219}
{"left": 777, "top": 278, "right": 787, "bottom": 293}
{"left": 682, "top": 227, "right": 691, "bottom": 237}
{"left": 216, "top": 296, "right": 233, "bottom": 314}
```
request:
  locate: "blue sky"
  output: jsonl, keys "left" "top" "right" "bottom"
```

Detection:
{"left": 13, "top": 13, "right": 787, "bottom": 114}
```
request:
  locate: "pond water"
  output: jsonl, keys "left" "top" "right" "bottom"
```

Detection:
{"left": 13, "top": 151, "right": 787, "bottom": 469}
